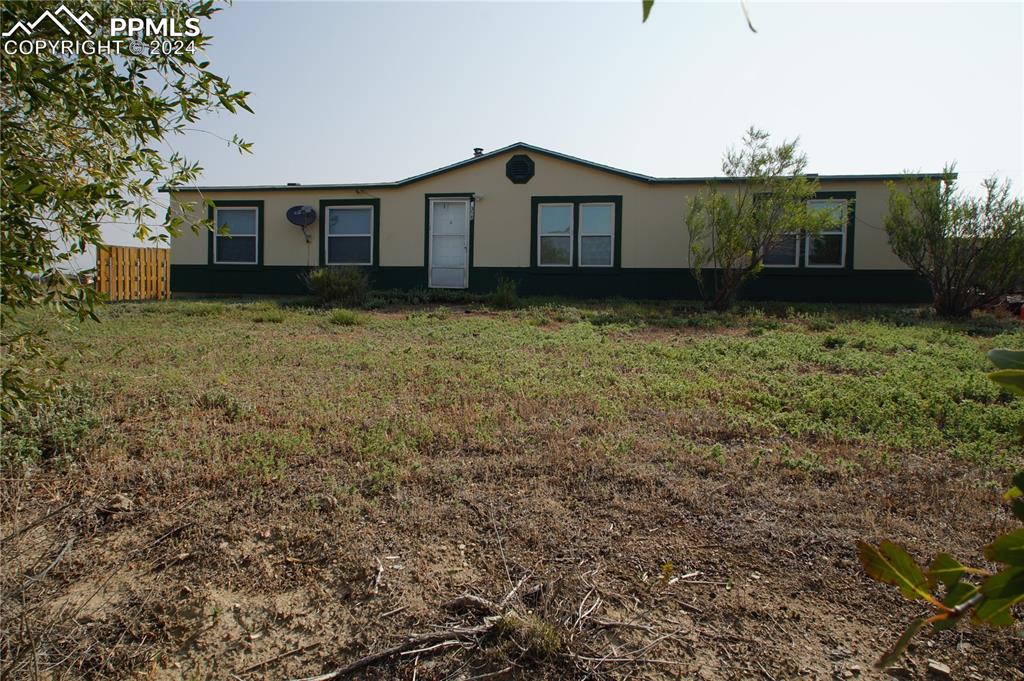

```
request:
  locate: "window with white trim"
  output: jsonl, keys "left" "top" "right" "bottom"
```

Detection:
{"left": 326, "top": 206, "right": 373, "bottom": 265}
{"left": 578, "top": 203, "right": 614, "bottom": 267}
{"left": 763, "top": 233, "right": 800, "bottom": 267}
{"left": 213, "top": 207, "right": 258, "bottom": 264}
{"left": 538, "top": 203, "right": 573, "bottom": 266}
{"left": 805, "top": 199, "right": 847, "bottom": 268}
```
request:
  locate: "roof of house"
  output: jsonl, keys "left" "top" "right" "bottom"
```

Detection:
{"left": 164, "top": 142, "right": 950, "bottom": 193}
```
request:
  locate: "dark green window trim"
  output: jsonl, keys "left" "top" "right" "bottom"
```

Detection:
{"left": 318, "top": 198, "right": 381, "bottom": 268}
{"left": 423, "top": 193, "right": 475, "bottom": 288}
{"left": 207, "top": 200, "right": 264, "bottom": 268}
{"left": 530, "top": 195, "right": 623, "bottom": 271}
{"left": 760, "top": 191, "right": 856, "bottom": 273}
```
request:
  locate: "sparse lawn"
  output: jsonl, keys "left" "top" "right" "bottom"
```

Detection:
{"left": 2, "top": 298, "right": 1022, "bottom": 679}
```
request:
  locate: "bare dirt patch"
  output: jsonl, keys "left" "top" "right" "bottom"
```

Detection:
{"left": 4, "top": 449, "right": 1020, "bottom": 680}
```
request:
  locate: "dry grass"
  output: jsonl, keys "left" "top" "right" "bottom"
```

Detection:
{"left": 1, "top": 298, "right": 1022, "bottom": 680}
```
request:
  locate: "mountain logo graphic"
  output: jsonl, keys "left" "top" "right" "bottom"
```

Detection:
{"left": 3, "top": 5, "right": 95, "bottom": 37}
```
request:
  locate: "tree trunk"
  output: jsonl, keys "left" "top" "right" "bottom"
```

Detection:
{"left": 933, "top": 291, "right": 973, "bottom": 318}
{"left": 710, "top": 281, "right": 738, "bottom": 311}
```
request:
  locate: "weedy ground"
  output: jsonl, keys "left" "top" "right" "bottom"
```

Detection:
{"left": 1, "top": 298, "right": 1022, "bottom": 680}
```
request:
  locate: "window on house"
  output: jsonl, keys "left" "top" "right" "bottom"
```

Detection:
{"left": 538, "top": 203, "right": 573, "bottom": 266}
{"left": 579, "top": 203, "right": 614, "bottom": 267}
{"left": 763, "top": 233, "right": 800, "bottom": 267}
{"left": 213, "top": 207, "right": 258, "bottom": 264}
{"left": 805, "top": 199, "right": 847, "bottom": 267}
{"left": 326, "top": 206, "right": 373, "bottom": 265}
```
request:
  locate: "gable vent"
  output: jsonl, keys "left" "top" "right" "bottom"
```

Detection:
{"left": 505, "top": 154, "right": 535, "bottom": 184}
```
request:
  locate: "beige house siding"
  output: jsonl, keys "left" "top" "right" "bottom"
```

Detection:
{"left": 171, "top": 151, "right": 696, "bottom": 269}
{"left": 817, "top": 179, "right": 904, "bottom": 270}
{"left": 169, "top": 148, "right": 910, "bottom": 272}
{"left": 168, "top": 198, "right": 209, "bottom": 266}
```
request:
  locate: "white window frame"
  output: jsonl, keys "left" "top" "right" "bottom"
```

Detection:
{"left": 577, "top": 202, "right": 615, "bottom": 268}
{"left": 762, "top": 232, "right": 800, "bottom": 268}
{"left": 537, "top": 203, "right": 574, "bottom": 268}
{"left": 325, "top": 205, "right": 374, "bottom": 266}
{"left": 804, "top": 199, "right": 848, "bottom": 269}
{"left": 212, "top": 206, "right": 259, "bottom": 265}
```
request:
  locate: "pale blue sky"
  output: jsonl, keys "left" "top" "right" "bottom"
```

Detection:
{"left": 104, "top": 0, "right": 1023, "bottom": 248}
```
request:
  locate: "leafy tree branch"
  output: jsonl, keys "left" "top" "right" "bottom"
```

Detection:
{"left": 1, "top": 0, "right": 252, "bottom": 416}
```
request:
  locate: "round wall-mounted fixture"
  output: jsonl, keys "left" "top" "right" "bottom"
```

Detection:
{"left": 287, "top": 205, "right": 317, "bottom": 245}
{"left": 286, "top": 205, "right": 317, "bottom": 227}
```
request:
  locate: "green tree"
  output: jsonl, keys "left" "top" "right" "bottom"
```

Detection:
{"left": 0, "top": 0, "right": 252, "bottom": 418}
{"left": 685, "top": 127, "right": 839, "bottom": 311}
{"left": 885, "top": 168, "right": 1024, "bottom": 318}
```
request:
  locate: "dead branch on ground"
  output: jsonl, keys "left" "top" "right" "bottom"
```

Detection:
{"left": 288, "top": 567, "right": 687, "bottom": 680}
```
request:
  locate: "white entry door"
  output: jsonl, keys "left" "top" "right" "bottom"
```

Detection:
{"left": 429, "top": 198, "right": 470, "bottom": 288}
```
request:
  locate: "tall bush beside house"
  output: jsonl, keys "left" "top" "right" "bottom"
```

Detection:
{"left": 686, "top": 127, "right": 841, "bottom": 311}
{"left": 885, "top": 167, "right": 1024, "bottom": 318}
{"left": 0, "top": 0, "right": 252, "bottom": 419}
{"left": 303, "top": 267, "right": 370, "bottom": 307}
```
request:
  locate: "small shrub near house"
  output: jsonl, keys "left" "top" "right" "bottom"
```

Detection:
{"left": 490, "top": 276, "right": 520, "bottom": 309}
{"left": 303, "top": 266, "right": 369, "bottom": 307}
{"left": 328, "top": 308, "right": 364, "bottom": 326}
{"left": 252, "top": 310, "right": 285, "bottom": 323}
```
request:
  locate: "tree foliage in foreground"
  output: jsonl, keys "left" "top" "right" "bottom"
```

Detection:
{"left": 859, "top": 349, "right": 1024, "bottom": 668}
{"left": 0, "top": 0, "right": 251, "bottom": 418}
{"left": 686, "top": 127, "right": 840, "bottom": 311}
{"left": 642, "top": 0, "right": 757, "bottom": 32}
{"left": 885, "top": 169, "right": 1024, "bottom": 319}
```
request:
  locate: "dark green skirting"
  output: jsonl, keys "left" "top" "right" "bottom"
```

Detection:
{"left": 170, "top": 264, "right": 932, "bottom": 304}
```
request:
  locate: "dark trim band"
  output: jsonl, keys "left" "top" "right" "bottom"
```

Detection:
{"left": 170, "top": 264, "right": 931, "bottom": 303}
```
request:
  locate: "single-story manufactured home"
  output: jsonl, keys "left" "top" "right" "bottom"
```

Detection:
{"left": 165, "top": 142, "right": 935, "bottom": 302}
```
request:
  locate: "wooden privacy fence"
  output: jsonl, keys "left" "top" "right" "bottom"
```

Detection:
{"left": 95, "top": 245, "right": 170, "bottom": 301}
